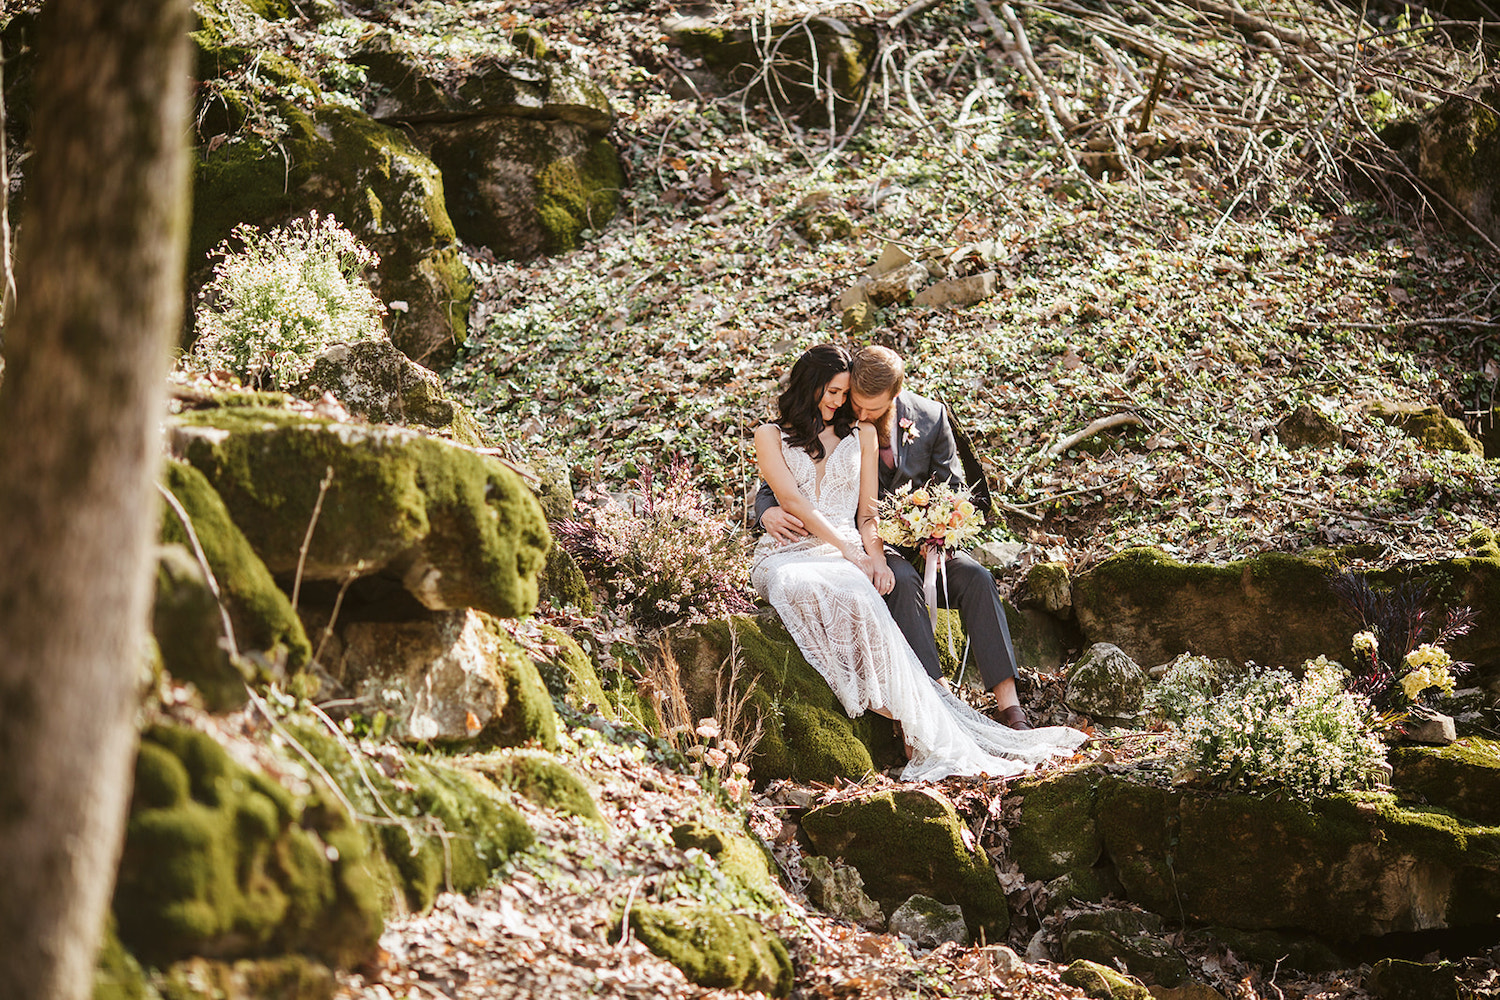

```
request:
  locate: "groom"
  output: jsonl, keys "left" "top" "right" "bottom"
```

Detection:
{"left": 755, "top": 345, "right": 1033, "bottom": 730}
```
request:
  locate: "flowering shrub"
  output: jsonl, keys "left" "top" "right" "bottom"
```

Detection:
{"left": 552, "top": 461, "right": 754, "bottom": 629}
{"left": 1330, "top": 572, "right": 1475, "bottom": 714}
{"left": 189, "top": 212, "right": 385, "bottom": 388}
{"left": 1143, "top": 653, "right": 1236, "bottom": 727}
{"left": 1155, "top": 656, "right": 1388, "bottom": 797}
{"left": 876, "top": 482, "right": 983, "bottom": 553}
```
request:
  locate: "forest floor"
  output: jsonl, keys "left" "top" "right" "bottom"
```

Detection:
{"left": 164, "top": 0, "right": 1500, "bottom": 997}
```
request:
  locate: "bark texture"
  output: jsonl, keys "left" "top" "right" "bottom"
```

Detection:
{"left": 0, "top": 0, "right": 192, "bottom": 997}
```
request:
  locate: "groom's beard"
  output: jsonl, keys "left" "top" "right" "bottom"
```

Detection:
{"left": 873, "top": 405, "right": 895, "bottom": 448}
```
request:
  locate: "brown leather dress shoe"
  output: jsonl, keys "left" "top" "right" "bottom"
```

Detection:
{"left": 996, "top": 705, "right": 1033, "bottom": 731}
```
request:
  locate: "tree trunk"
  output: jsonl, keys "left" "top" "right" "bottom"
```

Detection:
{"left": 0, "top": 0, "right": 191, "bottom": 997}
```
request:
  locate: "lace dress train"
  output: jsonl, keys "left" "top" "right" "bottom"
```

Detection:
{"left": 751, "top": 431, "right": 1087, "bottom": 782}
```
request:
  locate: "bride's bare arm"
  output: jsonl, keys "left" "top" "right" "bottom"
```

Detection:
{"left": 754, "top": 424, "right": 865, "bottom": 562}
{"left": 857, "top": 423, "right": 894, "bottom": 594}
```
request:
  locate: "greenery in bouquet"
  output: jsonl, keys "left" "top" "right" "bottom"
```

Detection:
{"left": 188, "top": 211, "right": 386, "bottom": 388}
{"left": 1154, "top": 656, "right": 1389, "bottom": 797}
{"left": 1330, "top": 572, "right": 1476, "bottom": 717}
{"left": 876, "top": 481, "right": 984, "bottom": 554}
{"left": 552, "top": 460, "right": 754, "bottom": 629}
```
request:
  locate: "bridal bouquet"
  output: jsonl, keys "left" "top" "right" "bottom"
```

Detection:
{"left": 877, "top": 482, "right": 984, "bottom": 666}
{"left": 876, "top": 482, "right": 984, "bottom": 555}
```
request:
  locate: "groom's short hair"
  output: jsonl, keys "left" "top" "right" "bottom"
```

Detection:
{"left": 852, "top": 345, "right": 905, "bottom": 397}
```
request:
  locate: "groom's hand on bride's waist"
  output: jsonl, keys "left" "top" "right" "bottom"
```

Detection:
{"left": 761, "top": 507, "right": 807, "bottom": 543}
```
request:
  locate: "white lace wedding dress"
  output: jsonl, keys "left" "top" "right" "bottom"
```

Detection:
{"left": 750, "top": 430, "right": 1088, "bottom": 781}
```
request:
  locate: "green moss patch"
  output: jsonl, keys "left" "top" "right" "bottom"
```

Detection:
{"left": 172, "top": 409, "right": 550, "bottom": 621}
{"left": 112, "top": 724, "right": 382, "bottom": 968}
{"left": 160, "top": 459, "right": 311, "bottom": 673}
{"left": 801, "top": 787, "right": 1008, "bottom": 941}
{"left": 615, "top": 902, "right": 792, "bottom": 997}
{"left": 1390, "top": 738, "right": 1500, "bottom": 825}
{"left": 470, "top": 749, "right": 601, "bottom": 825}
{"left": 530, "top": 624, "right": 609, "bottom": 713}
{"left": 1060, "top": 959, "right": 1152, "bottom": 1000}
{"left": 1011, "top": 766, "right": 1106, "bottom": 880}
{"left": 285, "top": 720, "right": 533, "bottom": 913}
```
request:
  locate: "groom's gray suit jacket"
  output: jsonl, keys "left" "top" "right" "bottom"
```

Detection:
{"left": 754, "top": 391, "right": 1017, "bottom": 689}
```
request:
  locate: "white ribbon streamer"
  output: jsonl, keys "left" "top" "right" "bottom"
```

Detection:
{"left": 922, "top": 545, "right": 960, "bottom": 661}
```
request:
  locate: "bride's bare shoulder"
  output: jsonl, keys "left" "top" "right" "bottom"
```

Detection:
{"left": 856, "top": 421, "right": 878, "bottom": 437}
{"left": 754, "top": 423, "right": 783, "bottom": 443}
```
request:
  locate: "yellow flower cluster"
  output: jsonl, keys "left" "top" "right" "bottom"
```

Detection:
{"left": 1351, "top": 630, "right": 1378, "bottom": 657}
{"left": 876, "top": 482, "right": 983, "bottom": 552}
{"left": 1399, "top": 644, "right": 1456, "bottom": 701}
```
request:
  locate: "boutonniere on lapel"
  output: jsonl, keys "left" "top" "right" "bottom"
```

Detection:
{"left": 899, "top": 417, "right": 917, "bottom": 447}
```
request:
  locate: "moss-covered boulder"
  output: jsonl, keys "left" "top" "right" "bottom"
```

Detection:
{"left": 802, "top": 855, "right": 885, "bottom": 928}
{"left": 540, "top": 544, "right": 595, "bottom": 613}
{"left": 1021, "top": 561, "right": 1073, "bottom": 618}
{"left": 1011, "top": 766, "right": 1105, "bottom": 881}
{"left": 190, "top": 50, "right": 472, "bottom": 365}
{"left": 1095, "top": 775, "right": 1500, "bottom": 939}
{"left": 153, "top": 955, "right": 336, "bottom": 1000}
{"left": 1061, "top": 911, "right": 1187, "bottom": 987}
{"left": 664, "top": 816, "right": 783, "bottom": 912}
{"left": 1390, "top": 738, "right": 1500, "bottom": 824}
{"left": 1071, "top": 547, "right": 1347, "bottom": 671}
{"left": 1276, "top": 403, "right": 1345, "bottom": 450}
{"left": 1187, "top": 926, "right": 1345, "bottom": 973}
{"left": 1005, "top": 601, "right": 1071, "bottom": 675}
{"left": 334, "top": 609, "right": 558, "bottom": 749}
{"left": 1060, "top": 960, "right": 1152, "bottom": 1000}
{"left": 416, "top": 115, "right": 623, "bottom": 260}
{"left": 1386, "top": 74, "right": 1500, "bottom": 244}
{"left": 1066, "top": 643, "right": 1148, "bottom": 720}
{"left": 169, "top": 408, "right": 550, "bottom": 620}
{"left": 669, "top": 615, "right": 904, "bottom": 783}
{"left": 889, "top": 895, "right": 968, "bottom": 947}
{"left": 1365, "top": 957, "right": 1462, "bottom": 1000}
{"left": 1364, "top": 400, "right": 1484, "bottom": 456}
{"left": 616, "top": 903, "right": 793, "bottom": 997}
{"left": 293, "top": 340, "right": 484, "bottom": 446}
{"left": 801, "top": 787, "right": 1009, "bottom": 942}
{"left": 286, "top": 720, "right": 533, "bottom": 913}
{"left": 530, "top": 623, "right": 611, "bottom": 713}
{"left": 159, "top": 459, "right": 312, "bottom": 674}
{"left": 666, "top": 15, "right": 876, "bottom": 127}
{"left": 112, "top": 724, "right": 383, "bottom": 968}
{"left": 469, "top": 748, "right": 601, "bottom": 824}
{"left": 153, "top": 544, "right": 252, "bottom": 711}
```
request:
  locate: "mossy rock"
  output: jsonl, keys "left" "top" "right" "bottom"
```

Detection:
{"left": 1011, "top": 766, "right": 1106, "bottom": 880}
{"left": 1061, "top": 929, "right": 1188, "bottom": 988}
{"left": 470, "top": 748, "right": 601, "bottom": 825}
{"left": 1364, "top": 401, "right": 1484, "bottom": 456}
{"left": 285, "top": 720, "right": 534, "bottom": 913}
{"left": 801, "top": 786, "right": 1008, "bottom": 941}
{"left": 170, "top": 409, "right": 550, "bottom": 621}
{"left": 1406, "top": 76, "right": 1500, "bottom": 244}
{"left": 1060, "top": 959, "right": 1152, "bottom": 1000}
{"left": 159, "top": 459, "right": 311, "bottom": 674}
{"left": 416, "top": 115, "right": 624, "bottom": 260}
{"left": 674, "top": 816, "right": 782, "bottom": 911}
{"left": 1071, "top": 547, "right": 1347, "bottom": 671}
{"left": 667, "top": 16, "right": 876, "bottom": 127}
{"left": 334, "top": 609, "right": 558, "bottom": 749}
{"left": 1390, "top": 738, "right": 1500, "bottom": 824}
{"left": 153, "top": 544, "right": 252, "bottom": 711}
{"left": 670, "top": 615, "right": 903, "bottom": 783}
{"left": 1365, "top": 957, "right": 1462, "bottom": 1000}
{"left": 1006, "top": 601, "right": 1071, "bottom": 675}
{"left": 614, "top": 903, "right": 792, "bottom": 997}
{"left": 530, "top": 623, "right": 609, "bottom": 713}
{"left": 1189, "top": 926, "right": 1345, "bottom": 973}
{"left": 1044, "top": 865, "right": 1123, "bottom": 907}
{"left": 540, "top": 545, "right": 595, "bottom": 614}
{"left": 190, "top": 90, "right": 472, "bottom": 365}
{"left": 1021, "top": 561, "right": 1073, "bottom": 618}
{"left": 112, "top": 724, "right": 383, "bottom": 968}
{"left": 1095, "top": 774, "right": 1500, "bottom": 939}
{"left": 294, "top": 340, "right": 484, "bottom": 447}
{"left": 1066, "top": 643, "right": 1148, "bottom": 720}
{"left": 94, "top": 920, "right": 157, "bottom": 1000}
{"left": 154, "top": 955, "right": 335, "bottom": 1000}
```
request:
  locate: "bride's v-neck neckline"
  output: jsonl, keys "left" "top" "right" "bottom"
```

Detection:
{"left": 807, "top": 432, "right": 853, "bottom": 500}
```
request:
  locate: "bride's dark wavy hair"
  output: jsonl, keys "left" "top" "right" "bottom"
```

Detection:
{"left": 776, "top": 344, "right": 855, "bottom": 461}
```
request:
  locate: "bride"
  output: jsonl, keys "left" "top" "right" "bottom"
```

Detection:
{"left": 750, "top": 344, "right": 1087, "bottom": 781}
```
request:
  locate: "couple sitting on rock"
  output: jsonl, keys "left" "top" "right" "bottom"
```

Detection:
{"left": 750, "top": 344, "right": 1086, "bottom": 781}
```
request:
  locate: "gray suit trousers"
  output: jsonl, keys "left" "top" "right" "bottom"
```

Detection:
{"left": 884, "top": 545, "right": 1019, "bottom": 689}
